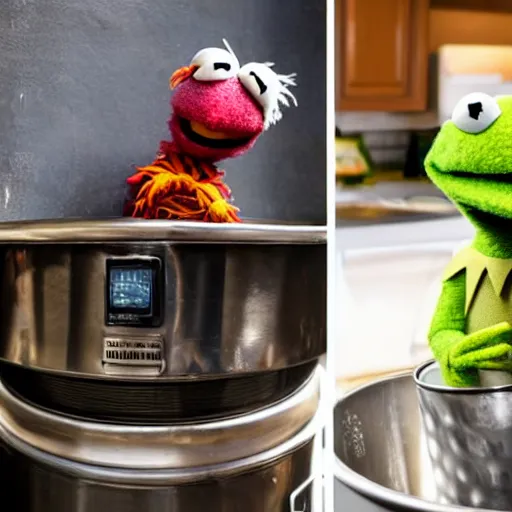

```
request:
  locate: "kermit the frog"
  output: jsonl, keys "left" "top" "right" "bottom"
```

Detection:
{"left": 425, "top": 92, "right": 512, "bottom": 387}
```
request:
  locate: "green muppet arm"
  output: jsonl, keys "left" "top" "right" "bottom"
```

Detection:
{"left": 429, "top": 272, "right": 512, "bottom": 387}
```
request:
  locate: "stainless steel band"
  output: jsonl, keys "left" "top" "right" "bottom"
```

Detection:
{"left": 0, "top": 218, "right": 327, "bottom": 244}
{"left": 0, "top": 366, "right": 324, "bottom": 482}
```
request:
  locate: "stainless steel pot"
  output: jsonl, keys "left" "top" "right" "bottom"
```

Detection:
{"left": 416, "top": 361, "right": 512, "bottom": 510}
{"left": 0, "top": 365, "right": 324, "bottom": 512}
{"left": 334, "top": 371, "right": 500, "bottom": 512}
{"left": 0, "top": 218, "right": 325, "bottom": 381}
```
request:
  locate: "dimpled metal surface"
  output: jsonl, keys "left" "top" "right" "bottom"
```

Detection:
{"left": 334, "top": 368, "right": 504, "bottom": 512}
{"left": 416, "top": 361, "right": 512, "bottom": 510}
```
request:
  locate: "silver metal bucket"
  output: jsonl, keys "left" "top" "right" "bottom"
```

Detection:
{"left": 415, "top": 360, "right": 512, "bottom": 510}
{"left": 334, "top": 369, "right": 502, "bottom": 512}
{"left": 0, "top": 365, "right": 325, "bottom": 512}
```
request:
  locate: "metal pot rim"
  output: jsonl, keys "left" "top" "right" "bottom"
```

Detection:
{"left": 414, "top": 359, "right": 512, "bottom": 394}
{"left": 0, "top": 413, "right": 319, "bottom": 486}
{"left": 0, "top": 218, "right": 326, "bottom": 244}
{"left": 0, "top": 366, "right": 321, "bottom": 471}
{"left": 334, "top": 372, "right": 495, "bottom": 512}
{"left": 333, "top": 457, "right": 493, "bottom": 512}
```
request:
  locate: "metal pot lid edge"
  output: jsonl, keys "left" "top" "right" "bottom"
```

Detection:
{"left": 0, "top": 218, "right": 327, "bottom": 244}
{"left": 0, "top": 366, "right": 321, "bottom": 471}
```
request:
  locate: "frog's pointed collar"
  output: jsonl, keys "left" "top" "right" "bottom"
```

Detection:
{"left": 443, "top": 246, "right": 512, "bottom": 313}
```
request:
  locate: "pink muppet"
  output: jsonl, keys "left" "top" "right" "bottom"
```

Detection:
{"left": 124, "top": 39, "right": 297, "bottom": 222}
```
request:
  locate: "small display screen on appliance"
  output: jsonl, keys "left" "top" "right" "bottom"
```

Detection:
{"left": 109, "top": 267, "right": 152, "bottom": 309}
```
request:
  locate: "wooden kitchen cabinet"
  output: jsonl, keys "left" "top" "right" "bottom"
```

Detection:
{"left": 431, "top": 0, "right": 512, "bottom": 12}
{"left": 336, "top": 0, "right": 429, "bottom": 111}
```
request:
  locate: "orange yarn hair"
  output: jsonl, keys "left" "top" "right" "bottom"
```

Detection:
{"left": 169, "top": 65, "right": 198, "bottom": 89}
{"left": 125, "top": 151, "right": 241, "bottom": 223}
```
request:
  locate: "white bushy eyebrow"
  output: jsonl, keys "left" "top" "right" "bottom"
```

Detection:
{"left": 218, "top": 40, "right": 298, "bottom": 128}
{"left": 265, "top": 69, "right": 298, "bottom": 129}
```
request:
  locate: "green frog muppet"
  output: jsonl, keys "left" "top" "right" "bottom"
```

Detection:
{"left": 426, "top": 92, "right": 512, "bottom": 388}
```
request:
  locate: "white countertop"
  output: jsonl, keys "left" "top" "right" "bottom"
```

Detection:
{"left": 336, "top": 214, "right": 473, "bottom": 251}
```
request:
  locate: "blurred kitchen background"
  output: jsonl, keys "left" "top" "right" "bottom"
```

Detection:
{"left": 334, "top": 0, "right": 512, "bottom": 390}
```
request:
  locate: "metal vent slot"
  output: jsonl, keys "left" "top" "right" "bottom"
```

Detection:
{"left": 0, "top": 361, "right": 317, "bottom": 424}
{"left": 102, "top": 337, "right": 164, "bottom": 375}
{"left": 104, "top": 349, "right": 162, "bottom": 363}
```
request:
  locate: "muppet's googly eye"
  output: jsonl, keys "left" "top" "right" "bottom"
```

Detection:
{"left": 238, "top": 62, "right": 298, "bottom": 129}
{"left": 190, "top": 43, "right": 240, "bottom": 82}
{"left": 451, "top": 92, "right": 501, "bottom": 134}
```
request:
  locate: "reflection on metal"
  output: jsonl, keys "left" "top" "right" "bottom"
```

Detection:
{"left": 334, "top": 369, "right": 500, "bottom": 512}
{"left": 0, "top": 218, "right": 326, "bottom": 244}
{"left": 0, "top": 366, "right": 321, "bottom": 469}
{"left": 0, "top": 367, "right": 324, "bottom": 512}
{"left": 416, "top": 361, "right": 512, "bottom": 511}
{"left": 0, "top": 219, "right": 326, "bottom": 511}
{"left": 0, "top": 236, "right": 325, "bottom": 380}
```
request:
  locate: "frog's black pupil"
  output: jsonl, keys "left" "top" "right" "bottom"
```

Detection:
{"left": 468, "top": 102, "right": 483, "bottom": 120}
{"left": 214, "top": 62, "right": 231, "bottom": 71}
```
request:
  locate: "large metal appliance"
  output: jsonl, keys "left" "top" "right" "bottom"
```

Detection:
{"left": 0, "top": 218, "right": 326, "bottom": 511}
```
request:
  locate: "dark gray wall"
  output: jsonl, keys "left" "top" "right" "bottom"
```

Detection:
{"left": 0, "top": 0, "right": 326, "bottom": 223}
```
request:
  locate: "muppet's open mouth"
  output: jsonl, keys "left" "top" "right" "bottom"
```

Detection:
{"left": 449, "top": 170, "right": 512, "bottom": 184}
{"left": 463, "top": 205, "right": 512, "bottom": 229}
{"left": 179, "top": 118, "right": 252, "bottom": 149}
{"left": 451, "top": 171, "right": 512, "bottom": 227}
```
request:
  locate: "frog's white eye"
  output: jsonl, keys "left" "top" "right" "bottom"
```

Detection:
{"left": 238, "top": 62, "right": 298, "bottom": 129}
{"left": 451, "top": 92, "right": 501, "bottom": 134}
{"left": 190, "top": 40, "right": 240, "bottom": 82}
